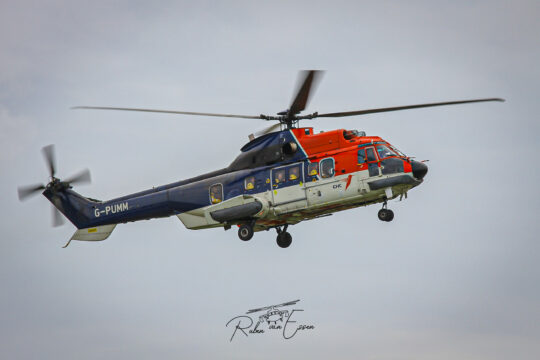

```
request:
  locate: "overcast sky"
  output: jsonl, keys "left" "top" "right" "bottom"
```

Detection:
{"left": 1, "top": 1, "right": 539, "bottom": 359}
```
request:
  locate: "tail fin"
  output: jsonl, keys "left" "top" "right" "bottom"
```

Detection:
{"left": 43, "top": 188, "right": 102, "bottom": 229}
{"left": 43, "top": 188, "right": 118, "bottom": 246}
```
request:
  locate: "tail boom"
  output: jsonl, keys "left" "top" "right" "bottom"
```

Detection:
{"left": 42, "top": 188, "right": 175, "bottom": 230}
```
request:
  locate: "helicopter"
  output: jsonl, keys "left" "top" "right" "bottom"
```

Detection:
{"left": 246, "top": 300, "right": 300, "bottom": 327}
{"left": 17, "top": 71, "right": 504, "bottom": 248}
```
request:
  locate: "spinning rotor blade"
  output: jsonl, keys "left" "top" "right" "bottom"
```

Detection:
{"left": 52, "top": 206, "right": 65, "bottom": 227}
{"left": 248, "top": 123, "right": 282, "bottom": 141}
{"left": 289, "top": 70, "right": 323, "bottom": 117}
{"left": 316, "top": 98, "right": 505, "bottom": 118}
{"left": 19, "top": 144, "right": 90, "bottom": 228}
{"left": 17, "top": 184, "right": 46, "bottom": 201}
{"left": 42, "top": 144, "right": 56, "bottom": 178}
{"left": 64, "top": 169, "right": 91, "bottom": 185}
{"left": 256, "top": 122, "right": 281, "bottom": 136}
{"left": 72, "top": 106, "right": 262, "bottom": 120}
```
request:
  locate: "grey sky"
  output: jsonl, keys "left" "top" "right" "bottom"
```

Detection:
{"left": 1, "top": 1, "right": 539, "bottom": 359}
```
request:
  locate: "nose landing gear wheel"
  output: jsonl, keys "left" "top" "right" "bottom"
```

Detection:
{"left": 276, "top": 232, "right": 292, "bottom": 248}
{"left": 378, "top": 208, "right": 394, "bottom": 222}
{"left": 238, "top": 224, "right": 254, "bottom": 241}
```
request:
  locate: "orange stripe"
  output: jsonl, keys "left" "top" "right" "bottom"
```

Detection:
{"left": 345, "top": 175, "right": 352, "bottom": 190}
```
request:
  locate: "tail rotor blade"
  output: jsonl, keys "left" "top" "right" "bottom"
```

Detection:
{"left": 52, "top": 206, "right": 65, "bottom": 227}
{"left": 21, "top": 145, "right": 91, "bottom": 228}
{"left": 17, "top": 184, "right": 46, "bottom": 201}
{"left": 42, "top": 144, "right": 56, "bottom": 178}
{"left": 65, "top": 169, "right": 91, "bottom": 185}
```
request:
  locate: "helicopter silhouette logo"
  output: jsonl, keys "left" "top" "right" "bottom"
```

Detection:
{"left": 226, "top": 299, "right": 315, "bottom": 341}
{"left": 247, "top": 300, "right": 299, "bottom": 326}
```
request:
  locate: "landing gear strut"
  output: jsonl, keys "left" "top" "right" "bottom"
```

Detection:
{"left": 378, "top": 200, "right": 394, "bottom": 222}
{"left": 238, "top": 223, "right": 254, "bottom": 241}
{"left": 276, "top": 225, "right": 292, "bottom": 248}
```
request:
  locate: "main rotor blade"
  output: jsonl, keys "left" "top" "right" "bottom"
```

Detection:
{"left": 257, "top": 122, "right": 281, "bottom": 135}
{"left": 42, "top": 144, "right": 56, "bottom": 178}
{"left": 17, "top": 184, "right": 46, "bottom": 201}
{"left": 316, "top": 98, "right": 505, "bottom": 118}
{"left": 246, "top": 299, "right": 300, "bottom": 314}
{"left": 64, "top": 169, "right": 91, "bottom": 185}
{"left": 52, "top": 206, "right": 65, "bottom": 227}
{"left": 248, "top": 123, "right": 282, "bottom": 141}
{"left": 72, "top": 106, "right": 262, "bottom": 120}
{"left": 289, "top": 70, "right": 324, "bottom": 117}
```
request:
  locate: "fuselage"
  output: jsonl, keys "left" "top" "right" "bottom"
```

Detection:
{"left": 44, "top": 127, "right": 427, "bottom": 233}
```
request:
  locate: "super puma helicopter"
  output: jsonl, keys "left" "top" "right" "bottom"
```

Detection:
{"left": 18, "top": 71, "right": 503, "bottom": 248}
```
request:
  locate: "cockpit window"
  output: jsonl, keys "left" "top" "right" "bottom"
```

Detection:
{"left": 358, "top": 150, "right": 366, "bottom": 164}
{"left": 209, "top": 184, "right": 223, "bottom": 204}
{"left": 377, "top": 145, "right": 397, "bottom": 159}
{"left": 389, "top": 144, "right": 406, "bottom": 157}
{"left": 366, "top": 147, "right": 377, "bottom": 162}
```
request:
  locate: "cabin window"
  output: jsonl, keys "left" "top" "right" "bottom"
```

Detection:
{"left": 289, "top": 166, "right": 300, "bottom": 181}
{"left": 377, "top": 145, "right": 397, "bottom": 159}
{"left": 274, "top": 169, "right": 286, "bottom": 184}
{"left": 358, "top": 150, "right": 366, "bottom": 164}
{"left": 245, "top": 176, "right": 255, "bottom": 190}
{"left": 209, "top": 184, "right": 223, "bottom": 204}
{"left": 320, "top": 158, "right": 335, "bottom": 178}
{"left": 308, "top": 162, "right": 318, "bottom": 176}
{"left": 366, "top": 147, "right": 377, "bottom": 162}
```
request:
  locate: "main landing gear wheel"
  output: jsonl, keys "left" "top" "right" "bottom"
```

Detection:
{"left": 378, "top": 200, "right": 394, "bottom": 222}
{"left": 238, "top": 224, "right": 254, "bottom": 241}
{"left": 378, "top": 209, "right": 394, "bottom": 222}
{"left": 275, "top": 224, "right": 292, "bottom": 248}
{"left": 277, "top": 232, "right": 292, "bottom": 248}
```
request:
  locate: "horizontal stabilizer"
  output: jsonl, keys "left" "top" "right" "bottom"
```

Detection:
{"left": 70, "top": 224, "right": 117, "bottom": 241}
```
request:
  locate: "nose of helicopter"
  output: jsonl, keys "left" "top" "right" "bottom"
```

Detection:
{"left": 411, "top": 160, "right": 428, "bottom": 180}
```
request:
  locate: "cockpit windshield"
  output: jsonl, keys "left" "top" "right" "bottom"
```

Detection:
{"left": 376, "top": 145, "right": 398, "bottom": 159}
{"left": 389, "top": 144, "right": 407, "bottom": 157}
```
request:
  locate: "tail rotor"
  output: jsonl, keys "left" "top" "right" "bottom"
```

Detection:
{"left": 17, "top": 144, "right": 92, "bottom": 226}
